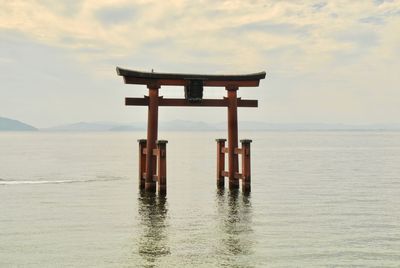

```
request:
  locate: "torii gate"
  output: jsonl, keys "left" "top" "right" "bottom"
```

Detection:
{"left": 116, "top": 67, "right": 266, "bottom": 194}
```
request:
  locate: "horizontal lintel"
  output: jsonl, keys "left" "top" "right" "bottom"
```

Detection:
{"left": 117, "top": 67, "right": 266, "bottom": 81}
{"left": 125, "top": 97, "right": 258, "bottom": 107}
{"left": 123, "top": 77, "right": 260, "bottom": 87}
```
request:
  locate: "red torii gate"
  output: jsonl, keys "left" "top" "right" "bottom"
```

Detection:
{"left": 116, "top": 67, "right": 266, "bottom": 194}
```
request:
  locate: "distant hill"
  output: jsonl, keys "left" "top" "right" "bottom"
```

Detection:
{"left": 42, "top": 120, "right": 217, "bottom": 132}
{"left": 42, "top": 122, "right": 130, "bottom": 132}
{"left": 3, "top": 117, "right": 398, "bottom": 132}
{"left": 109, "top": 125, "right": 142, "bottom": 131}
{"left": 41, "top": 120, "right": 400, "bottom": 132}
{"left": 160, "top": 120, "right": 218, "bottom": 131}
{"left": 0, "top": 117, "right": 37, "bottom": 131}
{"left": 235, "top": 122, "right": 400, "bottom": 131}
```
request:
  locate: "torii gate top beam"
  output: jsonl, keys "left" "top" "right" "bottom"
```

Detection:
{"left": 116, "top": 67, "right": 266, "bottom": 88}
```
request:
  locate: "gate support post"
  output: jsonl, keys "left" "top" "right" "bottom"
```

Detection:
{"left": 227, "top": 86, "right": 239, "bottom": 190}
{"left": 157, "top": 140, "right": 168, "bottom": 195}
{"left": 216, "top": 139, "right": 226, "bottom": 188}
{"left": 240, "top": 139, "right": 252, "bottom": 192}
{"left": 145, "top": 85, "right": 160, "bottom": 192}
{"left": 138, "top": 139, "right": 147, "bottom": 190}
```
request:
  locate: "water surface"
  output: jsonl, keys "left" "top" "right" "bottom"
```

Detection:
{"left": 1, "top": 131, "right": 400, "bottom": 267}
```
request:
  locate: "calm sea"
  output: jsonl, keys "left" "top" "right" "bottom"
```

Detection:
{"left": 1, "top": 131, "right": 400, "bottom": 267}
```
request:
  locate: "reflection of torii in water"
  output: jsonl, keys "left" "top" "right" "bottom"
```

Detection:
{"left": 137, "top": 192, "right": 169, "bottom": 265}
{"left": 116, "top": 67, "right": 266, "bottom": 195}
{"left": 215, "top": 189, "right": 253, "bottom": 265}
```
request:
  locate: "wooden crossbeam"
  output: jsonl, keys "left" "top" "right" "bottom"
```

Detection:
{"left": 125, "top": 97, "right": 258, "bottom": 107}
{"left": 123, "top": 78, "right": 261, "bottom": 87}
{"left": 220, "top": 171, "right": 243, "bottom": 179}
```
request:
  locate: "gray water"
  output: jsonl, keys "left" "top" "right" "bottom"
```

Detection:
{"left": 0, "top": 131, "right": 400, "bottom": 267}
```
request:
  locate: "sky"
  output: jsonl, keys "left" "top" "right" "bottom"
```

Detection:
{"left": 0, "top": 0, "right": 399, "bottom": 128}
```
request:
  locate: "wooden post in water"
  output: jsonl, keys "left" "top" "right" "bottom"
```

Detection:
{"left": 145, "top": 85, "right": 159, "bottom": 192}
{"left": 216, "top": 139, "right": 226, "bottom": 188}
{"left": 241, "top": 139, "right": 252, "bottom": 192}
{"left": 227, "top": 86, "right": 239, "bottom": 190}
{"left": 138, "top": 139, "right": 147, "bottom": 189}
{"left": 157, "top": 140, "right": 167, "bottom": 195}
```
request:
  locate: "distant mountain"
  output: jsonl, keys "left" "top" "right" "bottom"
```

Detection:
{"left": 42, "top": 122, "right": 131, "bottom": 132}
{"left": 43, "top": 120, "right": 217, "bottom": 132}
{"left": 235, "top": 122, "right": 400, "bottom": 131}
{"left": 160, "top": 120, "right": 218, "bottom": 131}
{"left": 0, "top": 117, "right": 37, "bottom": 131}
{"left": 211, "top": 122, "right": 400, "bottom": 131}
{"left": 109, "top": 125, "right": 142, "bottom": 131}
{"left": 40, "top": 120, "right": 400, "bottom": 132}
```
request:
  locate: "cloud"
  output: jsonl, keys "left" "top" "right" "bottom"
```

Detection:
{"left": 95, "top": 5, "right": 138, "bottom": 26}
{"left": 1, "top": 0, "right": 399, "bottom": 74}
{"left": 0, "top": 0, "right": 398, "bottom": 72}
{"left": 35, "top": 0, "right": 83, "bottom": 17}
{"left": 359, "top": 16, "right": 385, "bottom": 25}
{"left": 0, "top": 0, "right": 400, "bottom": 125}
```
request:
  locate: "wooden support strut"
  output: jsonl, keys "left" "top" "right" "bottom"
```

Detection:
{"left": 138, "top": 139, "right": 168, "bottom": 194}
{"left": 241, "top": 139, "right": 252, "bottom": 192}
{"left": 157, "top": 140, "right": 167, "bottom": 195}
{"left": 138, "top": 139, "right": 147, "bottom": 189}
{"left": 216, "top": 139, "right": 226, "bottom": 188}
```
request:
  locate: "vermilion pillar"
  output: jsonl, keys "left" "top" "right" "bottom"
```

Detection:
{"left": 227, "top": 86, "right": 239, "bottom": 190}
{"left": 241, "top": 139, "right": 252, "bottom": 192}
{"left": 145, "top": 85, "right": 159, "bottom": 192}
{"left": 138, "top": 139, "right": 147, "bottom": 190}
{"left": 216, "top": 138, "right": 226, "bottom": 188}
{"left": 157, "top": 140, "right": 168, "bottom": 195}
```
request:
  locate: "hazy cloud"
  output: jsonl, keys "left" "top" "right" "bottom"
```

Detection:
{"left": 35, "top": 0, "right": 83, "bottom": 17}
{"left": 95, "top": 5, "right": 138, "bottom": 26}
{"left": 0, "top": 0, "right": 399, "bottom": 126}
